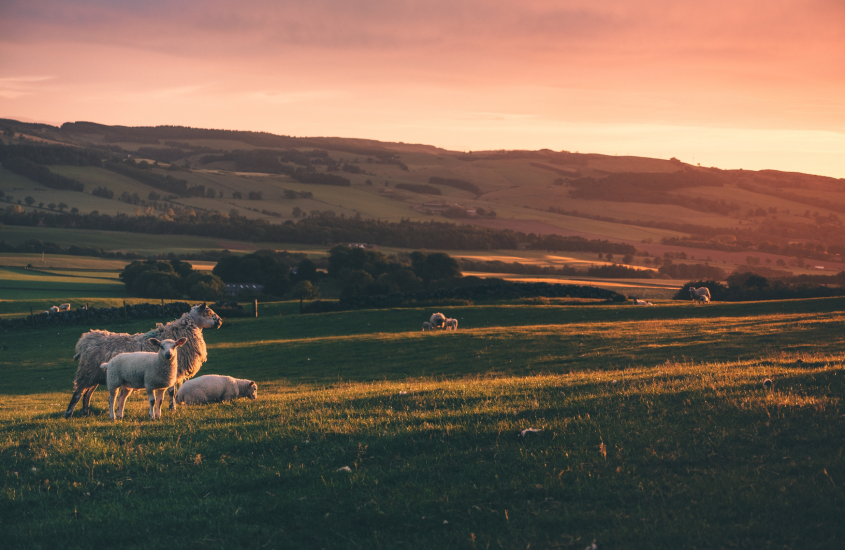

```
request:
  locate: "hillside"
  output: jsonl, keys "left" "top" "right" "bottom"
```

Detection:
{"left": 2, "top": 118, "right": 844, "bottom": 277}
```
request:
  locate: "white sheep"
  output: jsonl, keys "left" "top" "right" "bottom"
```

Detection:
{"left": 59, "top": 303, "right": 71, "bottom": 312}
{"left": 49, "top": 306, "right": 59, "bottom": 314}
{"left": 429, "top": 312, "right": 446, "bottom": 329}
{"left": 64, "top": 303, "right": 222, "bottom": 419}
{"left": 100, "top": 337, "right": 187, "bottom": 420}
{"left": 444, "top": 318, "right": 458, "bottom": 330}
{"left": 176, "top": 375, "right": 257, "bottom": 405}
{"left": 422, "top": 322, "right": 432, "bottom": 331}
{"left": 697, "top": 294, "right": 710, "bottom": 304}
{"left": 689, "top": 287, "right": 711, "bottom": 303}
{"left": 632, "top": 299, "right": 653, "bottom": 306}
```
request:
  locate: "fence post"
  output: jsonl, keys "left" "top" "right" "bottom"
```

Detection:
{"left": 123, "top": 300, "right": 127, "bottom": 319}
{"left": 86, "top": 303, "right": 89, "bottom": 320}
{"left": 30, "top": 307, "right": 34, "bottom": 327}
{"left": 254, "top": 299, "right": 258, "bottom": 318}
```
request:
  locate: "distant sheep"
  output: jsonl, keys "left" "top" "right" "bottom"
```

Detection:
{"left": 429, "top": 312, "right": 446, "bottom": 329}
{"left": 64, "top": 303, "right": 222, "bottom": 419}
{"left": 632, "top": 299, "right": 653, "bottom": 306}
{"left": 59, "top": 303, "right": 71, "bottom": 312}
{"left": 696, "top": 294, "right": 710, "bottom": 304}
{"left": 422, "top": 322, "right": 432, "bottom": 331}
{"left": 689, "top": 287, "right": 711, "bottom": 303}
{"left": 100, "top": 337, "right": 186, "bottom": 420}
{"left": 49, "top": 306, "right": 59, "bottom": 314}
{"left": 176, "top": 375, "right": 258, "bottom": 405}
{"left": 444, "top": 318, "right": 458, "bottom": 330}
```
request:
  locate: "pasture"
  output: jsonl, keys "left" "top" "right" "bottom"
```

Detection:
{"left": 1, "top": 297, "right": 844, "bottom": 549}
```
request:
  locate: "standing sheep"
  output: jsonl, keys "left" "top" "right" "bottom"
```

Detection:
{"left": 176, "top": 375, "right": 258, "bottom": 405}
{"left": 64, "top": 303, "right": 222, "bottom": 419}
{"left": 429, "top": 312, "right": 447, "bottom": 330}
{"left": 697, "top": 294, "right": 710, "bottom": 304}
{"left": 444, "top": 318, "right": 458, "bottom": 330}
{"left": 101, "top": 337, "right": 186, "bottom": 420}
{"left": 422, "top": 321, "right": 432, "bottom": 331}
{"left": 688, "top": 287, "right": 711, "bottom": 303}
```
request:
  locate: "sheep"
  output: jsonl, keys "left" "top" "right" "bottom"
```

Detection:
{"left": 101, "top": 337, "right": 187, "bottom": 420}
{"left": 49, "top": 306, "right": 59, "bottom": 314}
{"left": 429, "top": 312, "right": 446, "bottom": 329}
{"left": 632, "top": 298, "right": 653, "bottom": 306}
{"left": 697, "top": 294, "right": 710, "bottom": 305}
{"left": 64, "top": 303, "right": 222, "bottom": 419}
{"left": 444, "top": 318, "right": 458, "bottom": 330}
{"left": 176, "top": 375, "right": 257, "bottom": 405}
{"left": 422, "top": 321, "right": 432, "bottom": 331}
{"left": 59, "top": 303, "right": 71, "bottom": 312}
{"left": 689, "top": 287, "right": 711, "bottom": 303}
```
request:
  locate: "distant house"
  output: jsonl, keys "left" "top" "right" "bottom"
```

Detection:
{"left": 225, "top": 283, "right": 264, "bottom": 295}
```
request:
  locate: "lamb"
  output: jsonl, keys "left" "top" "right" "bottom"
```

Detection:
{"left": 696, "top": 294, "right": 710, "bottom": 304}
{"left": 429, "top": 312, "right": 447, "bottom": 330}
{"left": 422, "top": 322, "right": 432, "bottom": 331}
{"left": 64, "top": 303, "right": 222, "bottom": 419}
{"left": 176, "top": 375, "right": 258, "bottom": 405}
{"left": 101, "top": 338, "right": 187, "bottom": 420}
{"left": 444, "top": 318, "right": 458, "bottom": 330}
{"left": 689, "top": 287, "right": 711, "bottom": 303}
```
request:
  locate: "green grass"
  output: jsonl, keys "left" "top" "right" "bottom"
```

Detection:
{"left": 1, "top": 297, "right": 844, "bottom": 548}
{"left": 0, "top": 267, "right": 125, "bottom": 300}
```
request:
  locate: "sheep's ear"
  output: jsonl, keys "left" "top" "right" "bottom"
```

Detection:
{"left": 198, "top": 303, "right": 207, "bottom": 311}
{"left": 175, "top": 337, "right": 187, "bottom": 347}
{"left": 250, "top": 382, "right": 257, "bottom": 388}
{"left": 148, "top": 338, "right": 161, "bottom": 347}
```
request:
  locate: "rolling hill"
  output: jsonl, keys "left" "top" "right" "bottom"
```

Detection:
{"left": 2, "top": 118, "right": 844, "bottom": 277}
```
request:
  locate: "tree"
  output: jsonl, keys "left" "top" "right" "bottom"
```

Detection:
{"left": 24, "top": 196, "right": 35, "bottom": 206}
{"left": 232, "top": 191, "right": 242, "bottom": 199}
{"left": 292, "top": 206, "right": 303, "bottom": 218}
{"left": 71, "top": 207, "right": 79, "bottom": 215}
{"left": 57, "top": 203, "right": 68, "bottom": 212}
{"left": 48, "top": 203, "right": 56, "bottom": 210}
{"left": 292, "top": 280, "right": 320, "bottom": 313}
{"left": 206, "top": 188, "right": 216, "bottom": 198}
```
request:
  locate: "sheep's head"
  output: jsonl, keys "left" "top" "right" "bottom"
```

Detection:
{"left": 246, "top": 382, "right": 258, "bottom": 400}
{"left": 149, "top": 337, "right": 187, "bottom": 361}
{"left": 191, "top": 303, "right": 223, "bottom": 330}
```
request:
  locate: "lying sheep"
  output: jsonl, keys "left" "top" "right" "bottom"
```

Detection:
{"left": 422, "top": 321, "right": 432, "bottom": 331}
{"left": 176, "top": 375, "right": 257, "bottom": 405}
{"left": 49, "top": 306, "right": 59, "bottom": 314}
{"left": 430, "top": 312, "right": 446, "bottom": 329}
{"left": 697, "top": 294, "right": 710, "bottom": 304}
{"left": 444, "top": 318, "right": 458, "bottom": 330}
{"left": 59, "top": 303, "right": 71, "bottom": 312}
{"left": 632, "top": 298, "right": 653, "bottom": 306}
{"left": 64, "top": 303, "right": 222, "bottom": 419}
{"left": 100, "top": 337, "right": 187, "bottom": 420}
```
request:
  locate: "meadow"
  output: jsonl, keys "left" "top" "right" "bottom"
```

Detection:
{"left": 1, "top": 296, "right": 843, "bottom": 549}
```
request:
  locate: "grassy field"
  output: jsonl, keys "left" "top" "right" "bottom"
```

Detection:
{"left": 1, "top": 296, "right": 843, "bottom": 548}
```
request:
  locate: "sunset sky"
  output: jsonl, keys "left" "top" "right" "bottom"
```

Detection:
{"left": 1, "top": 0, "right": 843, "bottom": 177}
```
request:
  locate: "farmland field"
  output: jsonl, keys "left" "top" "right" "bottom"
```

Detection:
{"left": 1, "top": 296, "right": 843, "bottom": 548}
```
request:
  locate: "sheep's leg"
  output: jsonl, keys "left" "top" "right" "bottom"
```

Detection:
{"left": 64, "top": 387, "right": 88, "bottom": 419}
{"left": 149, "top": 390, "right": 159, "bottom": 420}
{"left": 115, "top": 387, "right": 132, "bottom": 420}
{"left": 80, "top": 385, "right": 99, "bottom": 416}
{"left": 167, "top": 384, "right": 179, "bottom": 411}
{"left": 107, "top": 387, "right": 117, "bottom": 421}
